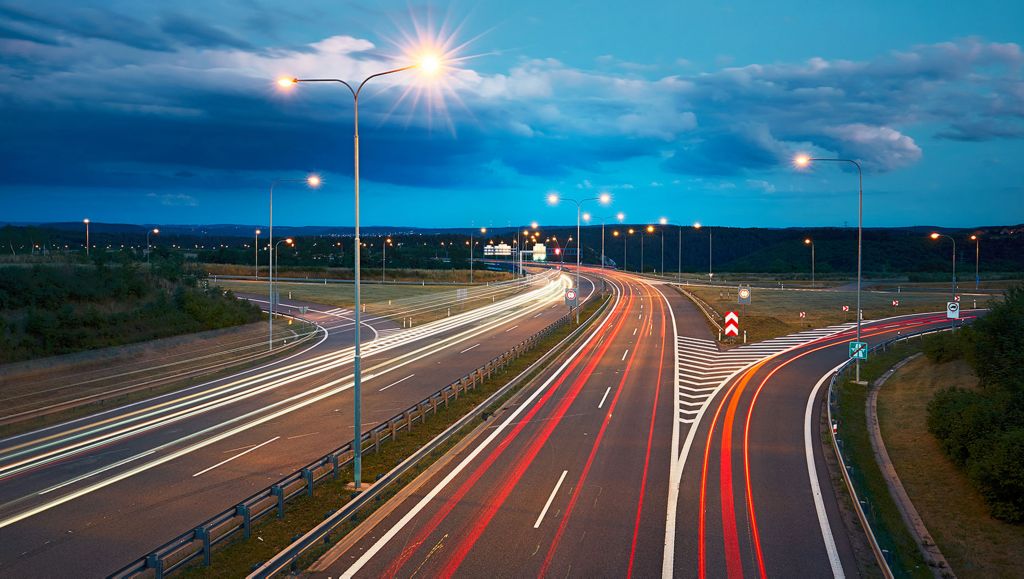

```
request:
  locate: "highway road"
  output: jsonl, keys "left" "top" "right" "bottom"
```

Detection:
{"left": 310, "top": 268, "right": 970, "bottom": 578}
{"left": 0, "top": 269, "right": 591, "bottom": 577}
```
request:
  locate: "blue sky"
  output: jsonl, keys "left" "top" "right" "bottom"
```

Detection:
{"left": 1, "top": 0, "right": 1022, "bottom": 228}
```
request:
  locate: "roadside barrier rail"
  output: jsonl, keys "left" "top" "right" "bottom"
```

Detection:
{"left": 109, "top": 292, "right": 605, "bottom": 579}
{"left": 826, "top": 327, "right": 948, "bottom": 579}
{"left": 671, "top": 284, "right": 724, "bottom": 333}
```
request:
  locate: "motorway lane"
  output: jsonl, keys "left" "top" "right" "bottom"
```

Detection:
{"left": 686, "top": 312, "right": 976, "bottom": 579}
{"left": 314, "top": 270, "right": 687, "bottom": 578}
{"left": 0, "top": 272, "right": 591, "bottom": 577}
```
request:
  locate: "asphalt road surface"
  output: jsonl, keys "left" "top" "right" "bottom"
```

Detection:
{"left": 0, "top": 270, "right": 593, "bottom": 577}
{"left": 312, "top": 268, "right": 971, "bottom": 579}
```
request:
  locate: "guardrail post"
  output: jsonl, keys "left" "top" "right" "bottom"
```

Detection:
{"left": 330, "top": 454, "right": 339, "bottom": 479}
{"left": 146, "top": 553, "right": 164, "bottom": 579}
{"left": 194, "top": 526, "right": 211, "bottom": 567}
{"left": 236, "top": 503, "right": 251, "bottom": 539}
{"left": 390, "top": 418, "right": 398, "bottom": 440}
{"left": 372, "top": 429, "right": 381, "bottom": 453}
{"left": 271, "top": 485, "right": 285, "bottom": 519}
{"left": 302, "top": 468, "right": 314, "bottom": 496}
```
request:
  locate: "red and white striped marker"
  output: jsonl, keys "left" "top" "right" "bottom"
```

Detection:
{"left": 724, "top": 311, "right": 739, "bottom": 337}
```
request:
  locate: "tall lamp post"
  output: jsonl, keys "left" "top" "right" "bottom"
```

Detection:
{"left": 641, "top": 224, "right": 655, "bottom": 273}
{"left": 624, "top": 228, "right": 634, "bottom": 271}
{"left": 658, "top": 217, "right": 668, "bottom": 277}
{"left": 599, "top": 212, "right": 625, "bottom": 269}
{"left": 280, "top": 53, "right": 441, "bottom": 489}
{"left": 970, "top": 234, "right": 980, "bottom": 289}
{"left": 929, "top": 232, "right": 957, "bottom": 300}
{"left": 382, "top": 237, "right": 392, "bottom": 283}
{"left": 547, "top": 192, "right": 611, "bottom": 322}
{"left": 469, "top": 227, "right": 485, "bottom": 283}
{"left": 804, "top": 237, "right": 815, "bottom": 287}
{"left": 146, "top": 228, "right": 159, "bottom": 264}
{"left": 795, "top": 154, "right": 864, "bottom": 382}
{"left": 267, "top": 175, "right": 320, "bottom": 352}
{"left": 255, "top": 229, "right": 262, "bottom": 280}
{"left": 83, "top": 218, "right": 90, "bottom": 256}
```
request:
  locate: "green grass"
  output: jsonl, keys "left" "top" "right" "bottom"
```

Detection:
{"left": 834, "top": 343, "right": 931, "bottom": 578}
{"left": 178, "top": 297, "right": 606, "bottom": 578}
{"left": 683, "top": 285, "right": 991, "bottom": 343}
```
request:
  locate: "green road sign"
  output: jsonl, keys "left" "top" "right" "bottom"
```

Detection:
{"left": 849, "top": 341, "right": 868, "bottom": 360}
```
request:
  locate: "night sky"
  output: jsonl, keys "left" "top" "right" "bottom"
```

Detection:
{"left": 1, "top": 0, "right": 1022, "bottom": 228}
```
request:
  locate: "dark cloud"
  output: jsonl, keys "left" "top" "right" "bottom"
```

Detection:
{"left": 0, "top": 3, "right": 173, "bottom": 51}
{"left": 159, "top": 14, "right": 252, "bottom": 49}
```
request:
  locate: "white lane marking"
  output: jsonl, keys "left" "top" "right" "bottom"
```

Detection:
{"left": 286, "top": 432, "right": 319, "bottom": 440}
{"left": 38, "top": 451, "right": 155, "bottom": 495}
{"left": 192, "top": 437, "right": 279, "bottom": 478}
{"left": 633, "top": 328, "right": 638, "bottom": 336}
{"left": 621, "top": 349, "right": 629, "bottom": 361}
{"left": 379, "top": 374, "right": 416, "bottom": 392}
{"left": 338, "top": 278, "right": 622, "bottom": 579}
{"left": 533, "top": 312, "right": 544, "bottom": 318}
{"left": 459, "top": 344, "right": 481, "bottom": 354}
{"left": 806, "top": 362, "right": 847, "bottom": 578}
{"left": 597, "top": 387, "right": 612, "bottom": 409}
{"left": 638, "top": 314, "right": 642, "bottom": 320}
{"left": 534, "top": 470, "right": 569, "bottom": 529}
{"left": 505, "top": 325, "right": 519, "bottom": 333}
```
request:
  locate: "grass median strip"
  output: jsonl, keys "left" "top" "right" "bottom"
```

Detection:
{"left": 179, "top": 297, "right": 606, "bottom": 578}
{"left": 834, "top": 342, "right": 931, "bottom": 578}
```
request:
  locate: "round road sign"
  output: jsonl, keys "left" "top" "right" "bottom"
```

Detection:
{"left": 565, "top": 289, "right": 577, "bottom": 301}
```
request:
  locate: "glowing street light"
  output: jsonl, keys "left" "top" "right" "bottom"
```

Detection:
{"left": 146, "top": 228, "right": 159, "bottom": 265}
{"left": 470, "top": 226, "right": 486, "bottom": 283}
{"left": 281, "top": 53, "right": 445, "bottom": 490}
{"left": 83, "top": 218, "right": 90, "bottom": 256}
{"left": 969, "top": 234, "right": 981, "bottom": 289}
{"left": 929, "top": 232, "right": 958, "bottom": 301}
{"left": 382, "top": 237, "right": 393, "bottom": 283}
{"left": 274, "top": 238, "right": 294, "bottom": 284}
{"left": 268, "top": 174, "right": 321, "bottom": 351}
{"left": 547, "top": 191, "right": 612, "bottom": 320}
{"left": 255, "top": 229, "right": 262, "bottom": 280}
{"left": 794, "top": 153, "right": 865, "bottom": 381}
{"left": 804, "top": 238, "right": 815, "bottom": 288}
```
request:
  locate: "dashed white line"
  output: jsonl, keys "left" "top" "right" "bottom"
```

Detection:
{"left": 633, "top": 328, "right": 638, "bottom": 336}
{"left": 379, "top": 374, "right": 416, "bottom": 392}
{"left": 534, "top": 470, "right": 569, "bottom": 529}
{"left": 192, "top": 437, "right": 279, "bottom": 478}
{"left": 598, "top": 387, "right": 612, "bottom": 409}
{"left": 621, "top": 349, "right": 629, "bottom": 361}
{"left": 459, "top": 343, "right": 481, "bottom": 354}
{"left": 505, "top": 325, "right": 519, "bottom": 333}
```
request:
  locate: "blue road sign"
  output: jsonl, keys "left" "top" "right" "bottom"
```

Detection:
{"left": 849, "top": 341, "right": 868, "bottom": 360}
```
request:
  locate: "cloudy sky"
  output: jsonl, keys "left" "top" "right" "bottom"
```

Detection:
{"left": 1, "top": 0, "right": 1022, "bottom": 228}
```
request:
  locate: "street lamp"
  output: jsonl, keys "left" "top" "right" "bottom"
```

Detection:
{"left": 595, "top": 211, "right": 624, "bottom": 270}
{"left": 929, "top": 232, "right": 957, "bottom": 301}
{"left": 805, "top": 238, "right": 815, "bottom": 287}
{"left": 625, "top": 228, "right": 635, "bottom": 271}
{"left": 146, "top": 228, "right": 159, "bottom": 264}
{"left": 83, "top": 218, "right": 90, "bottom": 256}
{"left": 547, "top": 192, "right": 611, "bottom": 322}
{"left": 274, "top": 238, "right": 294, "bottom": 278}
{"left": 795, "top": 154, "right": 865, "bottom": 382}
{"left": 255, "top": 229, "right": 262, "bottom": 280}
{"left": 267, "top": 174, "right": 321, "bottom": 352}
{"left": 641, "top": 224, "right": 655, "bottom": 273}
{"left": 281, "top": 54, "right": 441, "bottom": 489}
{"left": 970, "top": 234, "right": 980, "bottom": 289}
{"left": 469, "top": 227, "right": 485, "bottom": 283}
{"left": 382, "top": 237, "right": 392, "bottom": 283}
{"left": 658, "top": 217, "right": 668, "bottom": 277}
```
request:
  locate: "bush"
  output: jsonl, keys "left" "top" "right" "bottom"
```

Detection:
{"left": 927, "top": 283, "right": 1024, "bottom": 524}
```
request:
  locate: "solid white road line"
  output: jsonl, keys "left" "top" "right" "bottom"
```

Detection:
{"left": 598, "top": 387, "right": 612, "bottom": 409}
{"left": 459, "top": 344, "right": 481, "bottom": 354}
{"left": 805, "top": 362, "right": 847, "bottom": 578}
{"left": 621, "top": 349, "right": 629, "bottom": 361}
{"left": 192, "top": 437, "right": 279, "bottom": 478}
{"left": 379, "top": 374, "right": 416, "bottom": 392}
{"left": 534, "top": 470, "right": 569, "bottom": 529}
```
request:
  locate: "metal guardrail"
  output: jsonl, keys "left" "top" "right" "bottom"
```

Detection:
{"left": 826, "top": 327, "right": 948, "bottom": 579}
{"left": 109, "top": 294, "right": 603, "bottom": 579}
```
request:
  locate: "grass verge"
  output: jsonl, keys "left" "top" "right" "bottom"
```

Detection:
{"left": 178, "top": 297, "right": 606, "bottom": 578}
{"left": 879, "top": 356, "right": 1024, "bottom": 577}
{"left": 834, "top": 342, "right": 931, "bottom": 578}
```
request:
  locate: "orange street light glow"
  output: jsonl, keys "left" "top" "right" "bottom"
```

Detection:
{"left": 804, "top": 238, "right": 811, "bottom": 244}
{"left": 930, "top": 232, "right": 941, "bottom": 239}
{"left": 285, "top": 238, "right": 294, "bottom": 244}
{"left": 418, "top": 53, "right": 442, "bottom": 75}
{"left": 277, "top": 77, "right": 297, "bottom": 88}
{"left": 307, "top": 174, "right": 322, "bottom": 187}
{"left": 693, "top": 221, "right": 702, "bottom": 229}
{"left": 646, "top": 225, "right": 655, "bottom": 233}
{"left": 794, "top": 154, "right": 811, "bottom": 168}
{"left": 598, "top": 192, "right": 611, "bottom": 204}
{"left": 547, "top": 193, "right": 559, "bottom": 205}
